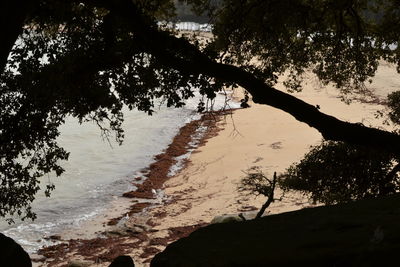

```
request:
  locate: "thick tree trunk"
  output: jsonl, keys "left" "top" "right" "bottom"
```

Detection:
{"left": 134, "top": 32, "right": 400, "bottom": 154}
{"left": 2, "top": 0, "right": 400, "bottom": 155}
{"left": 105, "top": 0, "right": 400, "bottom": 154}
{"left": 202, "top": 61, "right": 400, "bottom": 154}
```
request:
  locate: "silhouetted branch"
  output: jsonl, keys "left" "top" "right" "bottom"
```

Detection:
{"left": 238, "top": 167, "right": 281, "bottom": 219}
{"left": 256, "top": 172, "right": 277, "bottom": 219}
{"left": 97, "top": 0, "right": 400, "bottom": 154}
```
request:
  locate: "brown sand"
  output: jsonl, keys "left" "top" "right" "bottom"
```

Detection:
{"left": 35, "top": 62, "right": 400, "bottom": 267}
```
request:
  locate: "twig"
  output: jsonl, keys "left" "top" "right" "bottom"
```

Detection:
{"left": 256, "top": 172, "right": 277, "bottom": 219}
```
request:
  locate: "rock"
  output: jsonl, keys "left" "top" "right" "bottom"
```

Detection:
{"left": 210, "top": 214, "right": 242, "bottom": 224}
{"left": 67, "top": 259, "right": 94, "bottom": 267}
{"left": 211, "top": 212, "right": 259, "bottom": 224}
{"left": 109, "top": 255, "right": 135, "bottom": 267}
{"left": 125, "top": 226, "right": 146, "bottom": 234}
{"left": 0, "top": 233, "right": 31, "bottom": 267}
{"left": 44, "top": 235, "right": 61, "bottom": 241}
{"left": 106, "top": 225, "right": 145, "bottom": 236}
{"left": 105, "top": 228, "right": 128, "bottom": 236}
{"left": 106, "top": 222, "right": 153, "bottom": 236}
{"left": 127, "top": 223, "right": 151, "bottom": 232}
{"left": 240, "top": 211, "right": 259, "bottom": 220}
{"left": 30, "top": 254, "right": 46, "bottom": 262}
{"left": 152, "top": 194, "right": 400, "bottom": 267}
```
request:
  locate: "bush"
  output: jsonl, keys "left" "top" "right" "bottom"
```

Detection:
{"left": 387, "top": 91, "right": 400, "bottom": 125}
{"left": 238, "top": 167, "right": 280, "bottom": 218}
{"left": 280, "top": 141, "right": 400, "bottom": 205}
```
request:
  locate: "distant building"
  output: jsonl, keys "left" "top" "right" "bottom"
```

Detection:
{"left": 158, "top": 21, "right": 213, "bottom": 32}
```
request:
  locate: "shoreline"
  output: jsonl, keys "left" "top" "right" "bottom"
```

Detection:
{"left": 35, "top": 109, "right": 231, "bottom": 266}
{"left": 108, "top": 110, "right": 229, "bottom": 225}
{"left": 33, "top": 62, "right": 400, "bottom": 266}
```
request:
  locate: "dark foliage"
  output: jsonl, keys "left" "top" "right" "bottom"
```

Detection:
{"left": 238, "top": 167, "right": 279, "bottom": 218}
{"left": 387, "top": 91, "right": 400, "bottom": 125}
{"left": 0, "top": 233, "right": 31, "bottom": 266}
{"left": 280, "top": 141, "right": 400, "bottom": 204}
{"left": 1, "top": 0, "right": 400, "bottom": 221}
{"left": 0, "top": 1, "right": 216, "bottom": 222}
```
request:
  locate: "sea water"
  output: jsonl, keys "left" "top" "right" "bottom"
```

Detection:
{"left": 0, "top": 92, "right": 240, "bottom": 253}
{"left": 1, "top": 25, "right": 238, "bottom": 253}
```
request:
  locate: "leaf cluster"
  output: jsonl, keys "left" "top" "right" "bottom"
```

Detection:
{"left": 238, "top": 166, "right": 275, "bottom": 197}
{"left": 387, "top": 91, "right": 400, "bottom": 125}
{"left": 0, "top": 0, "right": 222, "bottom": 221}
{"left": 208, "top": 0, "right": 400, "bottom": 94}
{"left": 2, "top": 0, "right": 400, "bottom": 221}
{"left": 280, "top": 141, "right": 400, "bottom": 205}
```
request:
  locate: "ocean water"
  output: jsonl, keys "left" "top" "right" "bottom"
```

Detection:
{"left": 1, "top": 25, "right": 238, "bottom": 253}
{"left": 0, "top": 92, "right": 240, "bottom": 253}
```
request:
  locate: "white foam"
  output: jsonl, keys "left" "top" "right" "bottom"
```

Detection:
{"left": 1, "top": 81, "right": 239, "bottom": 254}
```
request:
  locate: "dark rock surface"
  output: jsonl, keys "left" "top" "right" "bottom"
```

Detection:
{"left": 151, "top": 194, "right": 400, "bottom": 267}
{"left": 109, "top": 255, "right": 135, "bottom": 267}
{"left": 0, "top": 233, "right": 31, "bottom": 267}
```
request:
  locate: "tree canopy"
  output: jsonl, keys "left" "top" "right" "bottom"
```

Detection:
{"left": 1, "top": 0, "right": 400, "bottom": 221}
{"left": 280, "top": 141, "right": 400, "bottom": 204}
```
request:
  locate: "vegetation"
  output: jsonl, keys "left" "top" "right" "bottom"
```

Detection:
{"left": 174, "top": 0, "right": 211, "bottom": 23}
{"left": 280, "top": 90, "right": 400, "bottom": 205}
{"left": 387, "top": 91, "right": 400, "bottom": 127}
{"left": 238, "top": 167, "right": 281, "bottom": 218}
{"left": 1, "top": 0, "right": 400, "bottom": 221}
{"left": 280, "top": 141, "right": 400, "bottom": 205}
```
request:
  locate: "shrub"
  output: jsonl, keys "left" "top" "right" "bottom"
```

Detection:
{"left": 387, "top": 91, "right": 400, "bottom": 125}
{"left": 238, "top": 167, "right": 280, "bottom": 218}
{"left": 280, "top": 141, "right": 400, "bottom": 205}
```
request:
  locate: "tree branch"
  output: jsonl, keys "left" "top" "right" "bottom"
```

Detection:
{"left": 5, "top": 0, "right": 400, "bottom": 155}
{"left": 255, "top": 172, "right": 277, "bottom": 219}
{"left": 98, "top": 0, "right": 400, "bottom": 154}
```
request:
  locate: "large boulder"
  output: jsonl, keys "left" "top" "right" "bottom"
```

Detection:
{"left": 210, "top": 214, "right": 243, "bottom": 224}
{"left": 109, "top": 255, "right": 135, "bottom": 267}
{"left": 151, "top": 194, "right": 400, "bottom": 266}
{"left": 210, "top": 211, "right": 258, "bottom": 224}
{"left": 0, "top": 233, "right": 31, "bottom": 267}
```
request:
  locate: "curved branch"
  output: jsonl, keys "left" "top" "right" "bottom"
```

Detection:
{"left": 101, "top": 0, "right": 400, "bottom": 154}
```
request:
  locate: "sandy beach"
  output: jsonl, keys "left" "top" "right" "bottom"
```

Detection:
{"left": 35, "top": 62, "right": 400, "bottom": 266}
